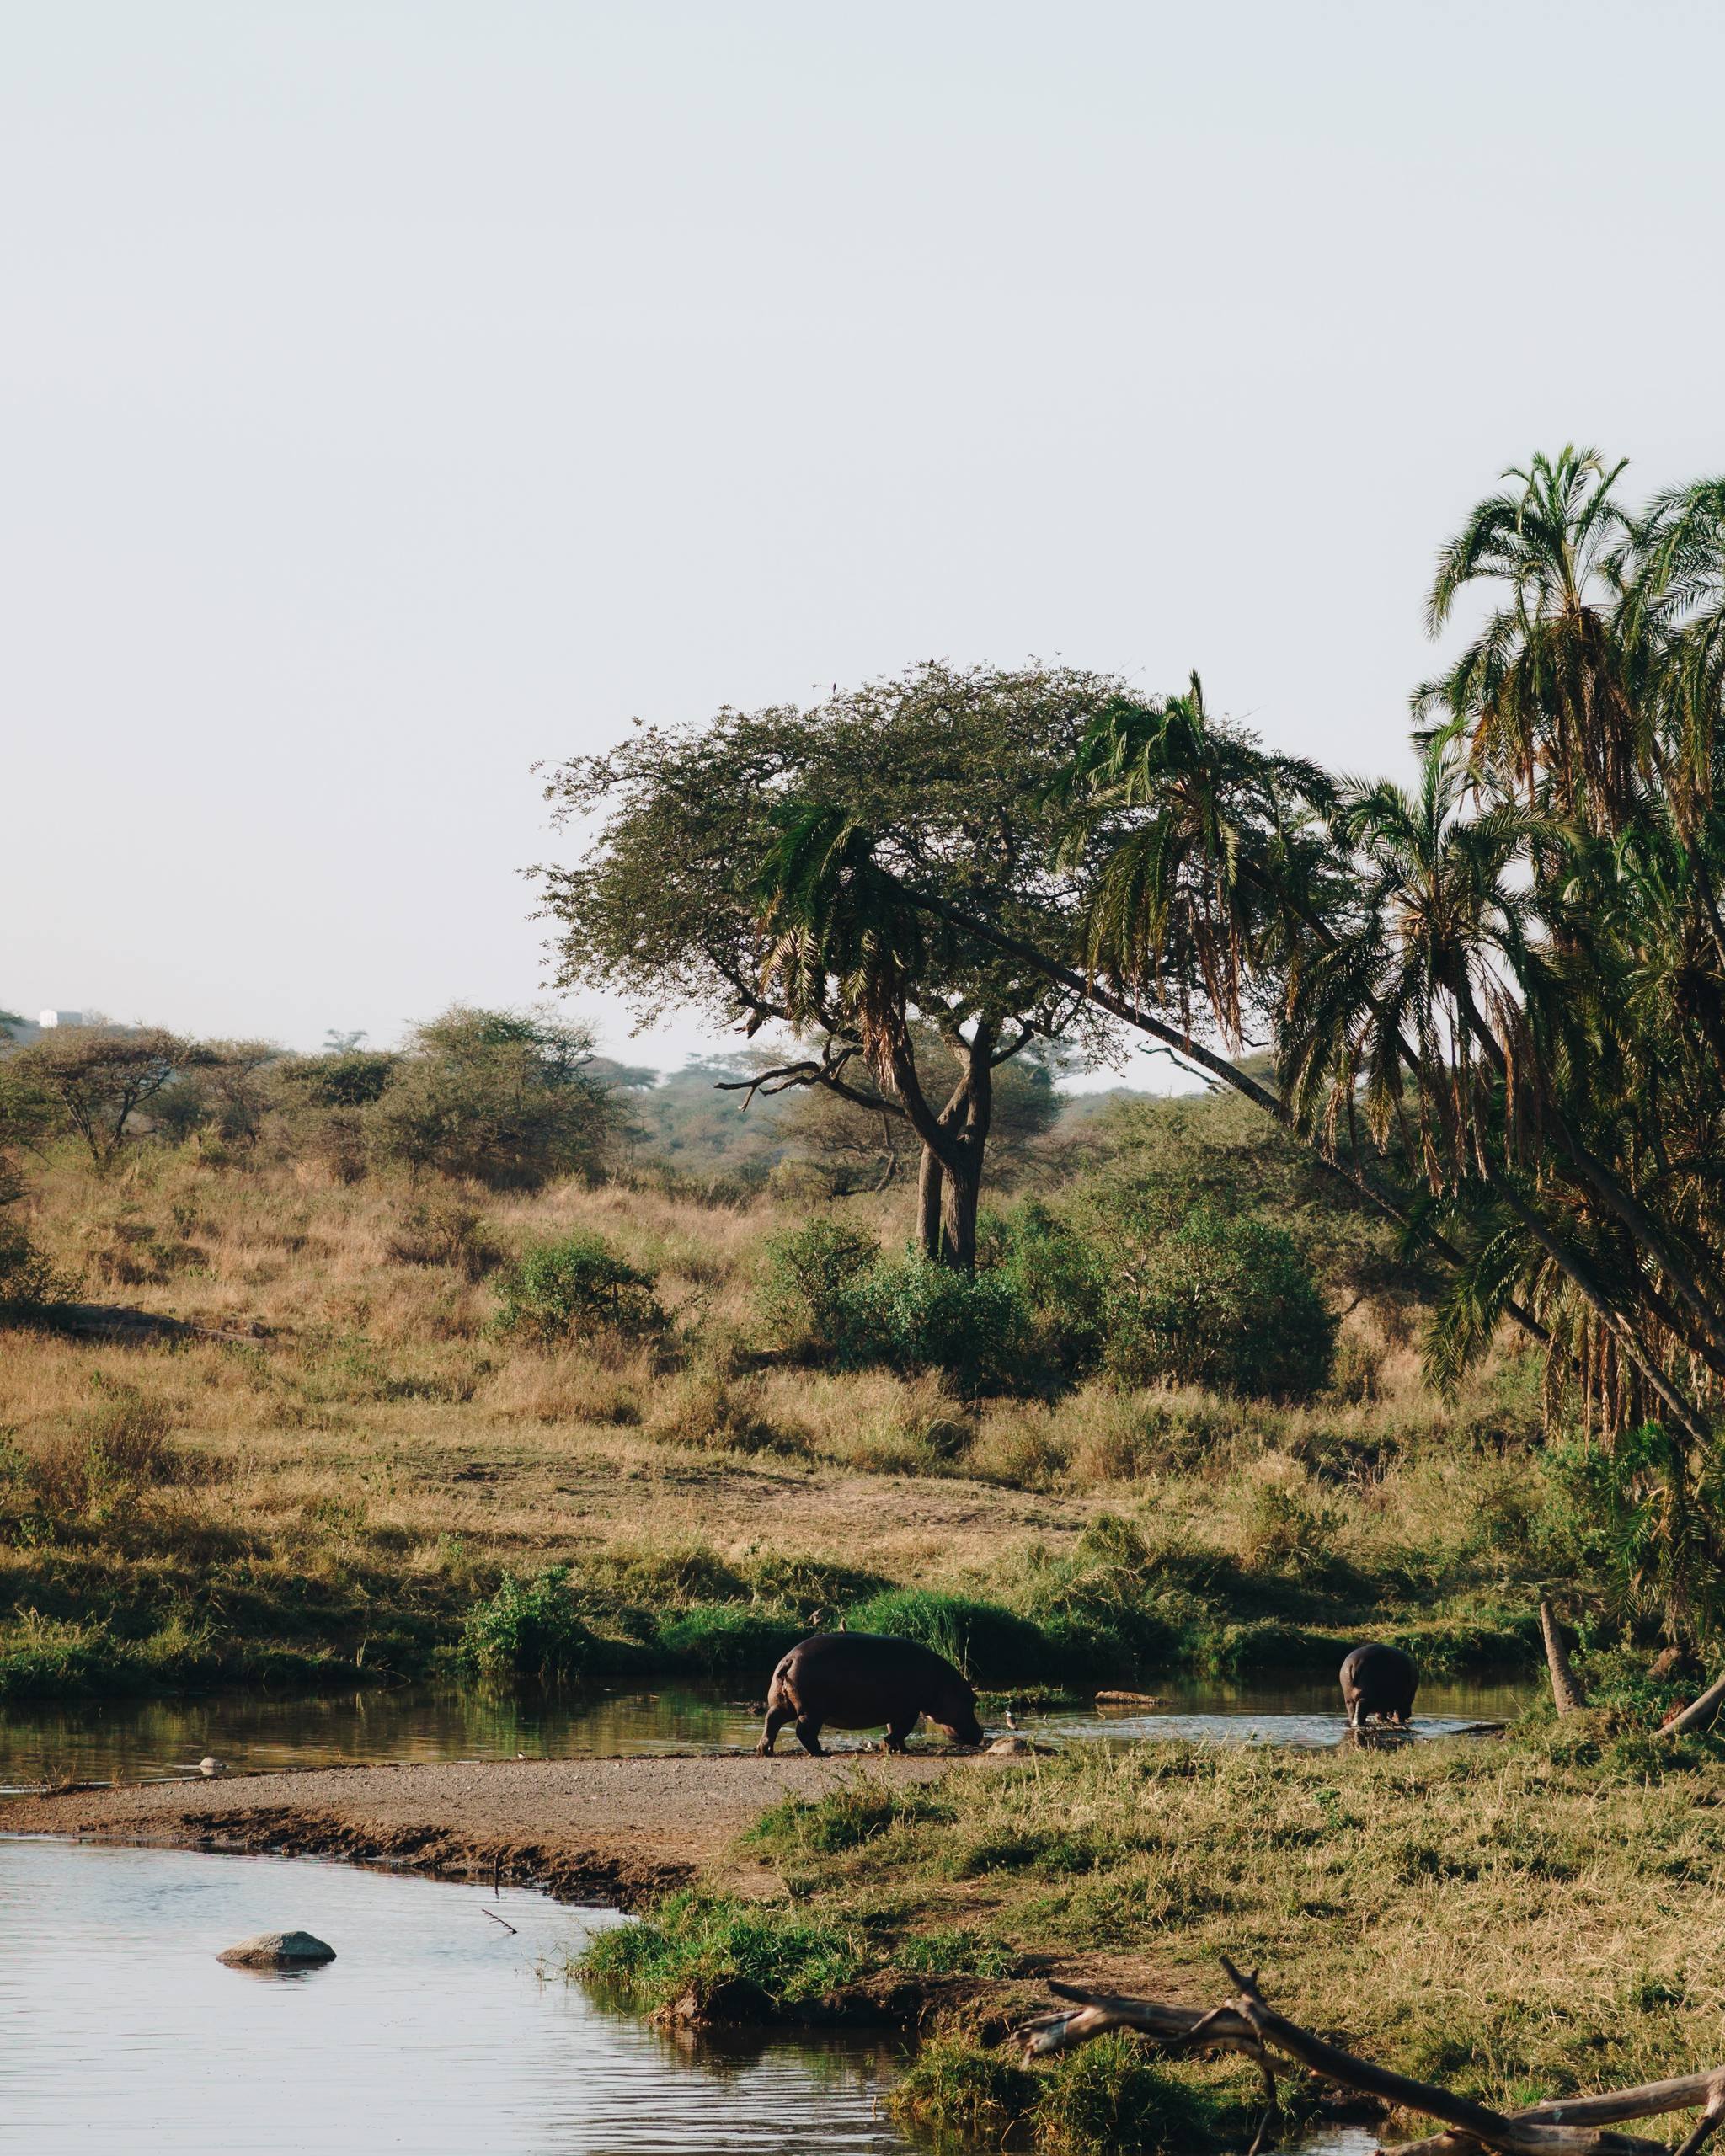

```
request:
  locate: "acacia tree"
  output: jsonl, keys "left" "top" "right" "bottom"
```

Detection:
{"left": 537, "top": 663, "right": 1129, "bottom": 1267}
{"left": 364, "top": 1006, "right": 618, "bottom": 1190}
{"left": 13, "top": 1027, "right": 192, "bottom": 1167}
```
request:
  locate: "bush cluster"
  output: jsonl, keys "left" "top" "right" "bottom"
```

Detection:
{"left": 457, "top": 1564, "right": 594, "bottom": 1680}
{"left": 760, "top": 1195, "right": 1336, "bottom": 1401}
{"left": 493, "top": 1231, "right": 664, "bottom": 1343}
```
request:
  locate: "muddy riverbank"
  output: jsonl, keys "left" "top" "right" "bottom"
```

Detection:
{"left": 0, "top": 1750, "right": 987, "bottom": 1906}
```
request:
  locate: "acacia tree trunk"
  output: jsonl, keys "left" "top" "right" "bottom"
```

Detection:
{"left": 940, "top": 1143, "right": 984, "bottom": 1268}
{"left": 915, "top": 1144, "right": 944, "bottom": 1262}
{"left": 879, "top": 1018, "right": 998, "bottom": 1271}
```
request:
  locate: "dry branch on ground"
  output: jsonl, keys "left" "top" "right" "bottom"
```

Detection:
{"left": 1020, "top": 1960, "right": 1725, "bottom": 2156}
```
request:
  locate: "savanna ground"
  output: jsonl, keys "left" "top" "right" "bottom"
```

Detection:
{"left": 0, "top": 1137, "right": 1548, "bottom": 1704}
{"left": 583, "top": 1720, "right": 1725, "bottom": 2150}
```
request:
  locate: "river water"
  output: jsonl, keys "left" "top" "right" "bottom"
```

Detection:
{"left": 0, "top": 1835, "right": 913, "bottom": 2154}
{"left": 0, "top": 1679, "right": 1485, "bottom": 2149}
{"left": 0, "top": 1673, "right": 1532, "bottom": 1792}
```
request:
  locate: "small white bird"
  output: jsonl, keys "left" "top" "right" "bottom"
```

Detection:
{"left": 199, "top": 1756, "right": 227, "bottom": 1777}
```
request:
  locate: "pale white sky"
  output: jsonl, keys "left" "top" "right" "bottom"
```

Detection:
{"left": 4, "top": 2, "right": 1722, "bottom": 1074}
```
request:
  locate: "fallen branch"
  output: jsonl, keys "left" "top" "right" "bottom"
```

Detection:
{"left": 1662, "top": 1671, "right": 1725, "bottom": 1738}
{"left": 1017, "top": 1960, "right": 1725, "bottom": 2156}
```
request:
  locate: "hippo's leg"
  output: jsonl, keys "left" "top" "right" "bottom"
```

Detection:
{"left": 883, "top": 1716, "right": 917, "bottom": 1753}
{"left": 793, "top": 1716, "right": 825, "bottom": 1758}
{"left": 757, "top": 1701, "right": 795, "bottom": 1756}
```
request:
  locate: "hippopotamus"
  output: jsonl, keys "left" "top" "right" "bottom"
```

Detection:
{"left": 757, "top": 1631, "right": 985, "bottom": 1757}
{"left": 1340, "top": 1641, "right": 1418, "bottom": 1727}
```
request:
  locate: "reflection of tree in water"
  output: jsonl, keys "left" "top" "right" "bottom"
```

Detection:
{"left": 0, "top": 1680, "right": 772, "bottom": 1790}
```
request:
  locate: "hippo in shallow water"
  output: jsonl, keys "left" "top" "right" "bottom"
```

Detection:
{"left": 1340, "top": 1641, "right": 1418, "bottom": 1727}
{"left": 757, "top": 1632, "right": 985, "bottom": 1757}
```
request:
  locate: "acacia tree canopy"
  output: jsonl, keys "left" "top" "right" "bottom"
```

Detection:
{"left": 537, "top": 662, "right": 1130, "bottom": 1263}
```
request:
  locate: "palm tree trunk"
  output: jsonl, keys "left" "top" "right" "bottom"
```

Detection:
{"left": 1539, "top": 1599, "right": 1588, "bottom": 1716}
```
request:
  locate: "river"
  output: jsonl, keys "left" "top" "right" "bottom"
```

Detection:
{"left": 0, "top": 1835, "right": 913, "bottom": 2153}
{"left": 0, "top": 1672, "right": 1533, "bottom": 1793}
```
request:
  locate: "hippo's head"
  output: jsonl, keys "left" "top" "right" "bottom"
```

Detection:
{"left": 938, "top": 1700, "right": 985, "bottom": 1748}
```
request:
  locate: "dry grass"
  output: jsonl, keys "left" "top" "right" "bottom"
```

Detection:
{"left": 0, "top": 1149, "right": 1546, "bottom": 1693}
{"left": 601, "top": 1723, "right": 1725, "bottom": 2148}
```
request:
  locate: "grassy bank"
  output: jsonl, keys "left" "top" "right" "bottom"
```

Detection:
{"left": 579, "top": 1718, "right": 1725, "bottom": 2149}
{"left": 0, "top": 1150, "right": 1547, "bottom": 1701}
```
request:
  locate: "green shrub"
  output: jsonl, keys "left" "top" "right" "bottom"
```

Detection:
{"left": 459, "top": 1564, "right": 595, "bottom": 1680}
{"left": 761, "top": 1220, "right": 1036, "bottom": 1393}
{"left": 493, "top": 1231, "right": 663, "bottom": 1342}
{"left": 759, "top": 1217, "right": 879, "bottom": 1355}
{"left": 889, "top": 2038, "right": 1037, "bottom": 2138}
{"left": 651, "top": 1602, "right": 800, "bottom": 1673}
{"left": 853, "top": 1255, "right": 1035, "bottom": 1393}
{"left": 0, "top": 1219, "right": 69, "bottom": 1315}
{"left": 1033, "top": 2031, "right": 1224, "bottom": 2151}
{"left": 985, "top": 1200, "right": 1111, "bottom": 1380}
{"left": 577, "top": 1889, "right": 867, "bottom": 2015}
{"left": 1107, "top": 1204, "right": 1336, "bottom": 1400}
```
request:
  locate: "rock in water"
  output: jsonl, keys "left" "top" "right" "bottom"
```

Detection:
{"left": 199, "top": 1756, "right": 227, "bottom": 1776}
{"left": 216, "top": 1931, "right": 336, "bottom": 1969}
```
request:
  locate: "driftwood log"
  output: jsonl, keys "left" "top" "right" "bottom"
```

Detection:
{"left": 1018, "top": 1960, "right": 1725, "bottom": 2156}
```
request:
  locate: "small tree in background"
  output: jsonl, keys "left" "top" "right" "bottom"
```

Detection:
{"left": 365, "top": 1005, "right": 619, "bottom": 1190}
{"left": 12, "top": 1027, "right": 190, "bottom": 1168}
{"left": 151, "top": 1040, "right": 282, "bottom": 1150}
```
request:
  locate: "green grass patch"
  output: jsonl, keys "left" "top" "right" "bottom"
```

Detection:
{"left": 577, "top": 1890, "right": 868, "bottom": 2018}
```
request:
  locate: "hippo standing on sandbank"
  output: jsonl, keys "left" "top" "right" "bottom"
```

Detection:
{"left": 1340, "top": 1641, "right": 1418, "bottom": 1727}
{"left": 757, "top": 1632, "right": 985, "bottom": 1757}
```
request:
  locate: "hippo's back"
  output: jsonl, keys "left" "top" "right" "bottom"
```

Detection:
{"left": 1339, "top": 1641, "right": 1418, "bottom": 1712}
{"left": 777, "top": 1630, "right": 971, "bottom": 1727}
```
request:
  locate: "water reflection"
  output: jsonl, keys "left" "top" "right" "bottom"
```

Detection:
{"left": 0, "top": 1673, "right": 1531, "bottom": 1793}
{"left": 1023, "top": 1673, "right": 1529, "bottom": 1750}
{"left": 0, "top": 1836, "right": 912, "bottom": 2154}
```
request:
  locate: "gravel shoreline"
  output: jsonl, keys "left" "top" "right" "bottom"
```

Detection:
{"left": 0, "top": 1750, "right": 981, "bottom": 1906}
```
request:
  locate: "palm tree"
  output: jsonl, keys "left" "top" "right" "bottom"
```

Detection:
{"left": 1418, "top": 446, "right": 1645, "bottom": 832}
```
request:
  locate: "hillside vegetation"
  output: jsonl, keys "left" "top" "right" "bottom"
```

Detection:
{"left": 0, "top": 1058, "right": 1557, "bottom": 1703}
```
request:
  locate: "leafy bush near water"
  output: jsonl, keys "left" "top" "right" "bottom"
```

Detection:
{"left": 890, "top": 2031, "right": 1232, "bottom": 2152}
{"left": 458, "top": 1564, "right": 595, "bottom": 1679}
{"left": 579, "top": 1889, "right": 868, "bottom": 2014}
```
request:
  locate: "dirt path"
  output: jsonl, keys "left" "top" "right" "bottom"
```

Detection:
{"left": 0, "top": 1751, "right": 980, "bottom": 1907}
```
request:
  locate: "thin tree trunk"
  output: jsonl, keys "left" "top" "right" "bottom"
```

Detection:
{"left": 915, "top": 1145, "right": 943, "bottom": 1262}
{"left": 1540, "top": 1599, "right": 1589, "bottom": 1716}
{"left": 940, "top": 1149, "right": 983, "bottom": 1270}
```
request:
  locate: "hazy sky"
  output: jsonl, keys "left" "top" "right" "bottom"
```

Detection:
{"left": 5, "top": 2, "right": 1722, "bottom": 1071}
